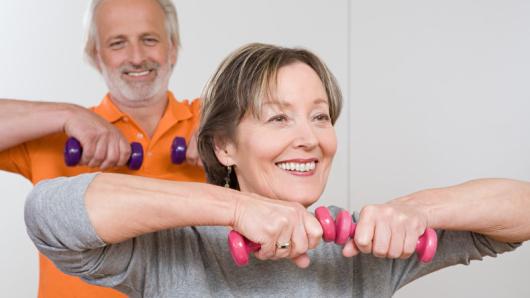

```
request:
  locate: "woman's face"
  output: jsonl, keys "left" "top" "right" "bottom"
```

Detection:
{"left": 221, "top": 62, "right": 337, "bottom": 206}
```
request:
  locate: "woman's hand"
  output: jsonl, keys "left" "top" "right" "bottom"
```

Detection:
{"left": 231, "top": 193, "right": 323, "bottom": 268}
{"left": 342, "top": 201, "right": 429, "bottom": 260}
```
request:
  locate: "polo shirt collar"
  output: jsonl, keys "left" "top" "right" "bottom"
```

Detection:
{"left": 92, "top": 94, "right": 126, "bottom": 123}
{"left": 166, "top": 91, "right": 193, "bottom": 121}
{"left": 93, "top": 91, "right": 193, "bottom": 124}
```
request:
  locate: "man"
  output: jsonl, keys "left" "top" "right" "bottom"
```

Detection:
{"left": 0, "top": 0, "right": 203, "bottom": 297}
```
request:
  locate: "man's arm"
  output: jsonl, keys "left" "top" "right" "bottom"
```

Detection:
{"left": 0, "top": 99, "right": 130, "bottom": 169}
{"left": 0, "top": 99, "right": 71, "bottom": 151}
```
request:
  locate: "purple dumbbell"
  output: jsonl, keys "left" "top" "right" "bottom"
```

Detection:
{"left": 128, "top": 142, "right": 144, "bottom": 170}
{"left": 170, "top": 136, "right": 187, "bottom": 164}
{"left": 64, "top": 137, "right": 144, "bottom": 170}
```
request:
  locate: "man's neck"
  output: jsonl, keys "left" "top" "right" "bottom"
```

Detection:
{"left": 110, "top": 92, "right": 168, "bottom": 138}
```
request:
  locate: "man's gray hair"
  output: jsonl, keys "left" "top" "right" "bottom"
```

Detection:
{"left": 83, "top": 0, "right": 180, "bottom": 69}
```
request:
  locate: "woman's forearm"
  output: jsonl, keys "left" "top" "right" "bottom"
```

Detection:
{"left": 26, "top": 173, "right": 319, "bottom": 270}
{"left": 397, "top": 178, "right": 530, "bottom": 242}
{"left": 86, "top": 173, "right": 238, "bottom": 244}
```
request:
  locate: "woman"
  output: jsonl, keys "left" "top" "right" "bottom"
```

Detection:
{"left": 25, "top": 43, "right": 530, "bottom": 297}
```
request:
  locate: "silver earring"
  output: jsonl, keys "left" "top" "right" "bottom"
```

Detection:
{"left": 224, "top": 165, "right": 232, "bottom": 188}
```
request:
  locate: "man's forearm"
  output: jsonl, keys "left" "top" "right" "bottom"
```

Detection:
{"left": 0, "top": 99, "right": 74, "bottom": 151}
{"left": 397, "top": 178, "right": 530, "bottom": 242}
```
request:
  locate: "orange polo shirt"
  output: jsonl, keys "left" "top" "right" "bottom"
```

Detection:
{"left": 0, "top": 92, "right": 205, "bottom": 298}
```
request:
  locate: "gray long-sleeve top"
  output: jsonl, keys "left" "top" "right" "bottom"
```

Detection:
{"left": 25, "top": 174, "right": 520, "bottom": 297}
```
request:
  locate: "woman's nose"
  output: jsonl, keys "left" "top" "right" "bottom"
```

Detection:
{"left": 292, "top": 121, "right": 318, "bottom": 150}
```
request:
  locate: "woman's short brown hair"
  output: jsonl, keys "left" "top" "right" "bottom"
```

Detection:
{"left": 198, "top": 43, "right": 343, "bottom": 189}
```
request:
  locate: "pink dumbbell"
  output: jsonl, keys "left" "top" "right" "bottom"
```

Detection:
{"left": 228, "top": 206, "right": 437, "bottom": 266}
{"left": 317, "top": 207, "right": 438, "bottom": 263}
{"left": 227, "top": 206, "right": 349, "bottom": 266}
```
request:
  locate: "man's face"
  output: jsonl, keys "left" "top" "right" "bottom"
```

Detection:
{"left": 94, "top": 0, "right": 177, "bottom": 103}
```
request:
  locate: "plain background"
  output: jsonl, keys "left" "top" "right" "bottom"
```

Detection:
{"left": 1, "top": 0, "right": 529, "bottom": 297}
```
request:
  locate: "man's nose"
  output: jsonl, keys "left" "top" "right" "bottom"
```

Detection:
{"left": 127, "top": 42, "right": 147, "bottom": 65}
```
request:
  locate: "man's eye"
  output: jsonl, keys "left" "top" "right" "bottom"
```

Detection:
{"left": 109, "top": 41, "right": 124, "bottom": 49}
{"left": 144, "top": 38, "right": 158, "bottom": 46}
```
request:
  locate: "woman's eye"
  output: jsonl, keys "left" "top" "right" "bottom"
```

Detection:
{"left": 313, "top": 113, "right": 331, "bottom": 122}
{"left": 267, "top": 114, "right": 288, "bottom": 123}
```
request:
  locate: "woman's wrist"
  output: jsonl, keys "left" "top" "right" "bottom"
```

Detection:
{"left": 391, "top": 187, "right": 449, "bottom": 230}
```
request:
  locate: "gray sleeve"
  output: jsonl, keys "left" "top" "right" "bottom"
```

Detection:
{"left": 391, "top": 228, "right": 521, "bottom": 292}
{"left": 24, "top": 173, "right": 137, "bottom": 291}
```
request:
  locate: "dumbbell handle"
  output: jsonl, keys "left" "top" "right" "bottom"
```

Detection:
{"left": 64, "top": 137, "right": 144, "bottom": 170}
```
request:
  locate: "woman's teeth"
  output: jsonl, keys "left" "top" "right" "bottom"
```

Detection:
{"left": 276, "top": 161, "right": 316, "bottom": 172}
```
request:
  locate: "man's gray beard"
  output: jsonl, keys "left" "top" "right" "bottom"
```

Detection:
{"left": 101, "top": 62, "right": 173, "bottom": 103}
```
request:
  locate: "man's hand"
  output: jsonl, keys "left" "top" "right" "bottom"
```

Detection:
{"left": 185, "top": 130, "right": 203, "bottom": 167}
{"left": 63, "top": 105, "right": 130, "bottom": 170}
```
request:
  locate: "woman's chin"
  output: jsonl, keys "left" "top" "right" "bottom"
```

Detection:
{"left": 277, "top": 192, "right": 321, "bottom": 208}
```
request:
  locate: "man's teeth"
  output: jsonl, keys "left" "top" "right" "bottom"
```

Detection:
{"left": 127, "top": 70, "right": 150, "bottom": 77}
{"left": 276, "top": 161, "right": 316, "bottom": 172}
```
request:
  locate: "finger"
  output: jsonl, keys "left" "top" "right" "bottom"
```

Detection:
{"left": 117, "top": 138, "right": 131, "bottom": 167}
{"left": 400, "top": 230, "right": 418, "bottom": 259}
{"left": 185, "top": 150, "right": 199, "bottom": 166}
{"left": 372, "top": 223, "right": 391, "bottom": 258}
{"left": 196, "top": 158, "right": 204, "bottom": 168}
{"left": 305, "top": 213, "right": 323, "bottom": 250}
{"left": 289, "top": 220, "right": 309, "bottom": 260}
{"left": 88, "top": 135, "right": 108, "bottom": 168}
{"left": 272, "top": 221, "right": 294, "bottom": 260}
{"left": 186, "top": 133, "right": 200, "bottom": 165}
{"left": 79, "top": 136, "right": 96, "bottom": 166}
{"left": 386, "top": 224, "right": 405, "bottom": 259}
{"left": 290, "top": 253, "right": 311, "bottom": 268}
{"left": 354, "top": 214, "right": 375, "bottom": 254}
{"left": 342, "top": 238, "right": 360, "bottom": 257}
{"left": 254, "top": 240, "right": 276, "bottom": 261}
{"left": 100, "top": 137, "right": 120, "bottom": 170}
{"left": 254, "top": 217, "right": 292, "bottom": 261}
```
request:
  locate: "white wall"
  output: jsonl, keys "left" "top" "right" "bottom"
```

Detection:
{"left": 0, "top": 1, "right": 528, "bottom": 297}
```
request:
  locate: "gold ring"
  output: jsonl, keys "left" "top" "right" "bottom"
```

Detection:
{"left": 276, "top": 241, "right": 291, "bottom": 249}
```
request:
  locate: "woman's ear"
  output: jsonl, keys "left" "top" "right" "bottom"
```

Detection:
{"left": 214, "top": 138, "right": 236, "bottom": 166}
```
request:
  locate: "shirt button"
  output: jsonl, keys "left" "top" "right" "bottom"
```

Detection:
{"left": 147, "top": 152, "right": 153, "bottom": 157}
{"left": 136, "top": 133, "right": 144, "bottom": 139}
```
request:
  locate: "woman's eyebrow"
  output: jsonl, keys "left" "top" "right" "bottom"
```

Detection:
{"left": 262, "top": 98, "right": 329, "bottom": 108}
